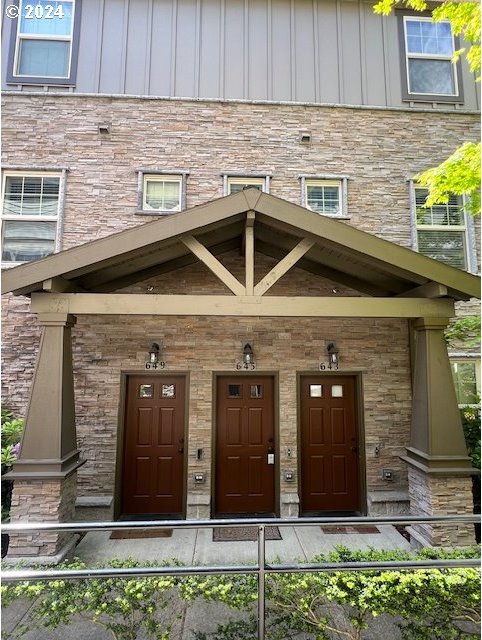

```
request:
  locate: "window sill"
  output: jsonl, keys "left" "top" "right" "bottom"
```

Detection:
{"left": 402, "top": 96, "right": 464, "bottom": 105}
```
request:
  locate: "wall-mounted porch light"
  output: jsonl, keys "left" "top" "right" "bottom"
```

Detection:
{"left": 236, "top": 343, "right": 256, "bottom": 370}
{"left": 326, "top": 342, "right": 339, "bottom": 367}
{"left": 146, "top": 342, "right": 165, "bottom": 370}
{"left": 320, "top": 342, "right": 340, "bottom": 371}
{"left": 148, "top": 342, "right": 160, "bottom": 365}
{"left": 243, "top": 343, "right": 254, "bottom": 365}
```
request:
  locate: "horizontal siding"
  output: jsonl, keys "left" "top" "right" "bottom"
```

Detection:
{"left": 1, "top": 0, "right": 479, "bottom": 110}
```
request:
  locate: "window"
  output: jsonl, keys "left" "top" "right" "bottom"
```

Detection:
{"left": 305, "top": 180, "right": 342, "bottom": 216}
{"left": 225, "top": 176, "right": 270, "bottom": 195}
{"left": 451, "top": 360, "right": 480, "bottom": 406}
{"left": 2, "top": 172, "right": 62, "bottom": 263}
{"left": 137, "top": 171, "right": 189, "bottom": 214}
{"left": 414, "top": 186, "right": 468, "bottom": 269}
{"left": 7, "top": 1, "right": 80, "bottom": 85}
{"left": 300, "top": 176, "right": 348, "bottom": 217}
{"left": 142, "top": 175, "right": 182, "bottom": 213}
{"left": 400, "top": 15, "right": 462, "bottom": 101}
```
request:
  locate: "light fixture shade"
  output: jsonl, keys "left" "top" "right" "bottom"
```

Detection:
{"left": 148, "top": 342, "right": 160, "bottom": 364}
{"left": 326, "top": 342, "right": 339, "bottom": 365}
{"left": 243, "top": 343, "right": 254, "bottom": 364}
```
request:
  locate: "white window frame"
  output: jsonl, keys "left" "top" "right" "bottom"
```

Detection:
{"left": 450, "top": 357, "right": 481, "bottom": 408}
{"left": 411, "top": 184, "right": 470, "bottom": 271}
{"left": 402, "top": 16, "right": 458, "bottom": 98}
{"left": 300, "top": 176, "right": 349, "bottom": 218}
{"left": 224, "top": 175, "right": 270, "bottom": 195}
{"left": 1, "top": 170, "right": 65, "bottom": 265}
{"left": 12, "top": 0, "right": 76, "bottom": 81}
{"left": 137, "top": 171, "right": 189, "bottom": 214}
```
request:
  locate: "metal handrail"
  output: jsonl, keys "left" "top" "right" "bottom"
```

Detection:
{"left": 1, "top": 515, "right": 480, "bottom": 640}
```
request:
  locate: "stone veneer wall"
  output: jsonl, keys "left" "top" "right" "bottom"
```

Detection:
{"left": 407, "top": 467, "right": 475, "bottom": 547}
{"left": 8, "top": 472, "right": 77, "bottom": 557}
{"left": 1, "top": 94, "right": 478, "bottom": 521}
{"left": 2, "top": 250, "right": 414, "bottom": 517}
{"left": 1, "top": 94, "right": 479, "bottom": 250}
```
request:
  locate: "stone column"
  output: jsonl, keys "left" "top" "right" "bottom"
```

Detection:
{"left": 402, "top": 317, "right": 475, "bottom": 547}
{"left": 6, "top": 313, "right": 83, "bottom": 561}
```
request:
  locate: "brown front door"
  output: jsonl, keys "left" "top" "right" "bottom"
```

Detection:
{"left": 121, "top": 375, "right": 186, "bottom": 517}
{"left": 215, "top": 376, "right": 275, "bottom": 515}
{"left": 300, "top": 375, "right": 359, "bottom": 514}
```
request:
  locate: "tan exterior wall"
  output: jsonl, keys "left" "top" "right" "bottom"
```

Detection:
{"left": 1, "top": 94, "right": 478, "bottom": 519}
{"left": 2, "top": 254, "right": 412, "bottom": 516}
{"left": 1, "top": 94, "right": 479, "bottom": 252}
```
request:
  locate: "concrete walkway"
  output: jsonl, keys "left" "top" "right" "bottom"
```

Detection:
{"left": 75, "top": 523, "right": 411, "bottom": 565}
{"left": 2, "top": 525, "right": 410, "bottom": 639}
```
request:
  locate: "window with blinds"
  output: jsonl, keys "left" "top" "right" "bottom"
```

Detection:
{"left": 415, "top": 187, "right": 467, "bottom": 270}
{"left": 2, "top": 174, "right": 60, "bottom": 263}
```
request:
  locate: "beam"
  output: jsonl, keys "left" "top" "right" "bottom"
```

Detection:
{"left": 396, "top": 282, "right": 448, "bottom": 298}
{"left": 42, "top": 277, "right": 86, "bottom": 293}
{"left": 181, "top": 235, "right": 246, "bottom": 296}
{"left": 91, "top": 239, "right": 240, "bottom": 292}
{"left": 255, "top": 240, "right": 389, "bottom": 297}
{"left": 254, "top": 237, "right": 315, "bottom": 296}
{"left": 245, "top": 211, "right": 255, "bottom": 295}
{"left": 30, "top": 293, "right": 455, "bottom": 318}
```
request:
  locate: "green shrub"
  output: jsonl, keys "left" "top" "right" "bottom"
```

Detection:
{"left": 1, "top": 557, "right": 181, "bottom": 640}
{"left": 1, "top": 410, "right": 23, "bottom": 523}
{"left": 183, "top": 546, "right": 481, "bottom": 640}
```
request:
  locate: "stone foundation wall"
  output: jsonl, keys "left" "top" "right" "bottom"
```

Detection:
{"left": 7, "top": 472, "right": 78, "bottom": 557}
{"left": 407, "top": 466, "right": 475, "bottom": 547}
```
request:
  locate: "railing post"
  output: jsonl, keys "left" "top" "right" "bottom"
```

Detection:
{"left": 257, "top": 524, "right": 266, "bottom": 640}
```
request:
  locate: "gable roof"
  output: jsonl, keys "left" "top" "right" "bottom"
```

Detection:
{"left": 2, "top": 189, "right": 480, "bottom": 300}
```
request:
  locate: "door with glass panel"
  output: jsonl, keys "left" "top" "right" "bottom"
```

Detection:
{"left": 122, "top": 375, "right": 186, "bottom": 516}
{"left": 215, "top": 376, "right": 275, "bottom": 515}
{"left": 300, "top": 376, "right": 359, "bottom": 514}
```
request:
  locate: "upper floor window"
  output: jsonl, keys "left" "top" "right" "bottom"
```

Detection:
{"left": 137, "top": 171, "right": 188, "bottom": 215}
{"left": 7, "top": 0, "right": 80, "bottom": 85}
{"left": 1, "top": 172, "right": 62, "bottom": 263}
{"left": 414, "top": 186, "right": 468, "bottom": 270}
{"left": 300, "top": 176, "right": 349, "bottom": 218}
{"left": 400, "top": 15, "right": 462, "bottom": 102}
{"left": 226, "top": 176, "right": 269, "bottom": 195}
{"left": 143, "top": 175, "right": 181, "bottom": 212}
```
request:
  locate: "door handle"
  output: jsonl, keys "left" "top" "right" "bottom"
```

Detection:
{"left": 178, "top": 438, "right": 184, "bottom": 453}
{"left": 351, "top": 446, "right": 357, "bottom": 453}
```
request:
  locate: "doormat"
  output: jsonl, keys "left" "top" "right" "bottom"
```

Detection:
{"left": 321, "top": 526, "right": 380, "bottom": 534}
{"left": 110, "top": 529, "right": 173, "bottom": 539}
{"left": 213, "top": 526, "right": 282, "bottom": 542}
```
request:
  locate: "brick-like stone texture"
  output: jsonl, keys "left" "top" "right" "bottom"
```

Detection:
{"left": 8, "top": 472, "right": 77, "bottom": 557}
{"left": 1, "top": 95, "right": 479, "bottom": 528}
{"left": 408, "top": 466, "right": 475, "bottom": 547}
{"left": 0, "top": 94, "right": 479, "bottom": 250}
{"left": 3, "top": 251, "right": 414, "bottom": 518}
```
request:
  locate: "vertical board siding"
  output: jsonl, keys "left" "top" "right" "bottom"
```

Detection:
{"left": 316, "top": 1, "right": 340, "bottom": 103}
{"left": 149, "top": 0, "right": 174, "bottom": 96}
{"left": 224, "top": 0, "right": 245, "bottom": 99}
{"left": 125, "top": 0, "right": 150, "bottom": 95}
{"left": 271, "top": 0, "right": 292, "bottom": 101}
{"left": 339, "top": 1, "right": 362, "bottom": 105}
{"left": 99, "top": 0, "right": 126, "bottom": 94}
{"left": 7, "top": 0, "right": 476, "bottom": 110}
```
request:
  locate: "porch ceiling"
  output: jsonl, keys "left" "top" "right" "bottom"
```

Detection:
{"left": 2, "top": 189, "right": 480, "bottom": 300}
